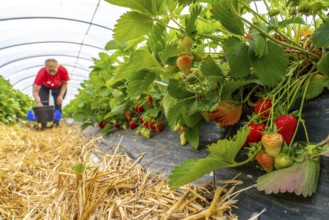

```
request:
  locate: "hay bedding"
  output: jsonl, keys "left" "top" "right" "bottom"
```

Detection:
{"left": 0, "top": 122, "right": 252, "bottom": 220}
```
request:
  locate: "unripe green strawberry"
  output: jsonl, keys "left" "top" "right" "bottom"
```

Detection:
{"left": 173, "top": 123, "right": 181, "bottom": 131}
{"left": 268, "top": 8, "right": 280, "bottom": 16}
{"left": 180, "top": 132, "right": 187, "bottom": 145}
{"left": 135, "top": 127, "right": 142, "bottom": 135}
{"left": 256, "top": 152, "right": 274, "bottom": 173}
{"left": 274, "top": 114, "right": 297, "bottom": 145}
{"left": 274, "top": 153, "right": 294, "bottom": 169}
{"left": 261, "top": 133, "right": 283, "bottom": 157}
{"left": 176, "top": 55, "right": 193, "bottom": 76}
{"left": 289, "top": 8, "right": 297, "bottom": 15}
{"left": 311, "top": 2, "right": 322, "bottom": 12}
{"left": 298, "top": 1, "right": 312, "bottom": 14}
{"left": 141, "top": 128, "right": 151, "bottom": 139}
{"left": 178, "top": 35, "right": 193, "bottom": 54}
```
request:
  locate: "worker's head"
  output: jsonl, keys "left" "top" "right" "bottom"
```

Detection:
{"left": 45, "top": 58, "right": 59, "bottom": 76}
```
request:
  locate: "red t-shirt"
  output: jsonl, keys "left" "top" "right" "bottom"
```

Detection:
{"left": 34, "top": 65, "right": 70, "bottom": 89}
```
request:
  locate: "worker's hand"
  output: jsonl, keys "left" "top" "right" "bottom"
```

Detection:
{"left": 57, "top": 96, "right": 63, "bottom": 105}
{"left": 37, "top": 101, "right": 43, "bottom": 106}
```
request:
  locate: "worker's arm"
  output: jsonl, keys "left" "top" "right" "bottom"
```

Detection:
{"left": 33, "top": 84, "right": 43, "bottom": 106}
{"left": 57, "top": 81, "right": 68, "bottom": 105}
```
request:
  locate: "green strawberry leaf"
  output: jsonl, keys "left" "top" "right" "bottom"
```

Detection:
{"left": 211, "top": 1, "right": 244, "bottom": 36}
{"left": 183, "top": 111, "right": 204, "bottom": 127}
{"left": 185, "top": 5, "right": 202, "bottom": 35}
{"left": 249, "top": 24, "right": 269, "bottom": 58}
{"left": 105, "top": 40, "right": 126, "bottom": 51}
{"left": 104, "top": 103, "right": 127, "bottom": 119}
{"left": 221, "top": 79, "right": 262, "bottom": 100}
{"left": 147, "top": 24, "right": 167, "bottom": 55}
{"left": 127, "top": 70, "right": 156, "bottom": 98}
{"left": 168, "top": 127, "right": 250, "bottom": 189}
{"left": 164, "top": 96, "right": 196, "bottom": 127}
{"left": 105, "top": 0, "right": 163, "bottom": 16}
{"left": 185, "top": 125, "right": 200, "bottom": 149}
{"left": 208, "top": 128, "right": 249, "bottom": 164}
{"left": 169, "top": 156, "right": 231, "bottom": 190}
{"left": 317, "top": 52, "right": 329, "bottom": 76}
{"left": 310, "top": 20, "right": 329, "bottom": 48}
{"left": 222, "top": 37, "right": 250, "bottom": 79}
{"left": 279, "top": 17, "right": 304, "bottom": 28}
{"left": 200, "top": 55, "right": 225, "bottom": 84}
{"left": 305, "top": 74, "right": 327, "bottom": 100}
{"left": 112, "top": 11, "right": 154, "bottom": 42}
{"left": 250, "top": 41, "right": 289, "bottom": 87}
{"left": 167, "top": 80, "right": 195, "bottom": 99}
{"left": 115, "top": 49, "right": 163, "bottom": 79}
{"left": 159, "top": 45, "right": 180, "bottom": 64}
{"left": 162, "top": 95, "right": 179, "bottom": 128}
{"left": 256, "top": 156, "right": 321, "bottom": 197}
{"left": 81, "top": 122, "right": 93, "bottom": 131}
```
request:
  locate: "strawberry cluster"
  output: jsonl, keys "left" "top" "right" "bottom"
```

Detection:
{"left": 97, "top": 96, "right": 165, "bottom": 138}
{"left": 244, "top": 98, "right": 298, "bottom": 173}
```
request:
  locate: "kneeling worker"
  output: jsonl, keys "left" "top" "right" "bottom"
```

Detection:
{"left": 33, "top": 58, "right": 70, "bottom": 125}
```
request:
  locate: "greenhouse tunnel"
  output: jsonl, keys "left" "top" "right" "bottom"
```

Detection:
{"left": 1, "top": 1, "right": 329, "bottom": 219}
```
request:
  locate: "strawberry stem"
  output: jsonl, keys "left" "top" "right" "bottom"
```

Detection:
{"left": 235, "top": 1, "right": 320, "bottom": 60}
{"left": 291, "top": 75, "right": 312, "bottom": 146}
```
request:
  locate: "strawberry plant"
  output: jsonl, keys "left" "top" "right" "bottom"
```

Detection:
{"left": 0, "top": 75, "right": 33, "bottom": 125}
{"left": 63, "top": 0, "right": 329, "bottom": 197}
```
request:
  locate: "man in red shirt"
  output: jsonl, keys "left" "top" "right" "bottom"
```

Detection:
{"left": 33, "top": 58, "right": 70, "bottom": 113}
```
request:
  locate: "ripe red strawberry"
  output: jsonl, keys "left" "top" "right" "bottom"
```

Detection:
{"left": 135, "top": 106, "right": 144, "bottom": 113}
{"left": 142, "top": 121, "right": 149, "bottom": 127}
{"left": 176, "top": 55, "right": 193, "bottom": 75}
{"left": 244, "top": 123, "right": 266, "bottom": 147}
{"left": 253, "top": 98, "right": 272, "bottom": 117}
{"left": 256, "top": 152, "right": 274, "bottom": 172}
{"left": 98, "top": 121, "right": 106, "bottom": 129}
{"left": 129, "top": 121, "right": 137, "bottom": 129}
{"left": 115, "top": 124, "right": 120, "bottom": 130}
{"left": 261, "top": 133, "right": 283, "bottom": 156}
{"left": 147, "top": 96, "right": 153, "bottom": 105}
{"left": 274, "top": 115, "right": 297, "bottom": 144}
{"left": 148, "top": 121, "right": 155, "bottom": 130}
{"left": 154, "top": 122, "right": 164, "bottom": 132}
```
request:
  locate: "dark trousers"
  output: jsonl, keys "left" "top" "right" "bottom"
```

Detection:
{"left": 38, "top": 84, "right": 66, "bottom": 112}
